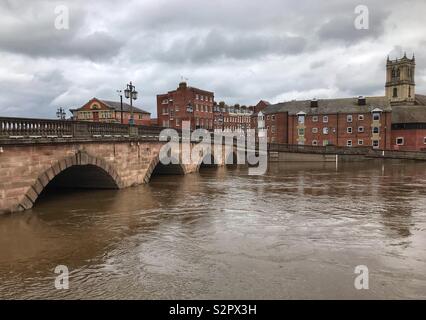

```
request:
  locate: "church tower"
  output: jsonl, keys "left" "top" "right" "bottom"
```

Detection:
{"left": 385, "top": 53, "right": 416, "bottom": 105}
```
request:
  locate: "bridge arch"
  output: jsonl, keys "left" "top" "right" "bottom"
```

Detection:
{"left": 19, "top": 150, "right": 124, "bottom": 211}
{"left": 143, "top": 154, "right": 187, "bottom": 183}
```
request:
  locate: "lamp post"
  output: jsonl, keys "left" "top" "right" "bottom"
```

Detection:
{"left": 124, "top": 81, "right": 138, "bottom": 125}
{"left": 116, "top": 90, "right": 123, "bottom": 124}
{"left": 56, "top": 107, "right": 66, "bottom": 120}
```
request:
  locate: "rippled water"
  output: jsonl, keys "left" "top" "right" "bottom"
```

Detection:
{"left": 1, "top": 160, "right": 426, "bottom": 299}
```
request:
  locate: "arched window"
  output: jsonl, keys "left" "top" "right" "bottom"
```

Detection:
{"left": 393, "top": 87, "right": 398, "bottom": 98}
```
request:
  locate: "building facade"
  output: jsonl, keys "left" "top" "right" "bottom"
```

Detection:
{"left": 258, "top": 54, "right": 426, "bottom": 151}
{"left": 213, "top": 102, "right": 253, "bottom": 131}
{"left": 71, "top": 98, "right": 151, "bottom": 126}
{"left": 157, "top": 82, "right": 215, "bottom": 130}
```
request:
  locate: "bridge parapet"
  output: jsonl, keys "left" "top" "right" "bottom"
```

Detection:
{"left": 0, "top": 117, "right": 165, "bottom": 142}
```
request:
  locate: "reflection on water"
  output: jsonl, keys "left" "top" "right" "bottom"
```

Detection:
{"left": 0, "top": 160, "right": 426, "bottom": 299}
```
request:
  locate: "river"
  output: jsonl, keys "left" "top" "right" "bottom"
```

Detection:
{"left": 0, "top": 160, "right": 425, "bottom": 299}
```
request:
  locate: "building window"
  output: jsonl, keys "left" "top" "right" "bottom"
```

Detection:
{"left": 424, "top": 137, "right": 426, "bottom": 145}
{"left": 312, "top": 127, "right": 318, "bottom": 134}
{"left": 298, "top": 115, "right": 305, "bottom": 124}
{"left": 409, "top": 86, "right": 411, "bottom": 98}
{"left": 372, "top": 127, "right": 379, "bottom": 134}
{"left": 323, "top": 116, "right": 328, "bottom": 123}
{"left": 271, "top": 125, "right": 276, "bottom": 133}
{"left": 175, "top": 105, "right": 179, "bottom": 111}
{"left": 347, "top": 140, "right": 352, "bottom": 147}
{"left": 323, "top": 140, "right": 329, "bottom": 146}
{"left": 358, "top": 126, "right": 364, "bottom": 133}
{"left": 373, "top": 113, "right": 380, "bottom": 121}
{"left": 396, "top": 137, "right": 404, "bottom": 146}
{"left": 372, "top": 140, "right": 379, "bottom": 149}
{"left": 312, "top": 116, "right": 318, "bottom": 122}
{"left": 347, "top": 115, "right": 353, "bottom": 123}
{"left": 312, "top": 140, "right": 318, "bottom": 146}
{"left": 347, "top": 127, "right": 353, "bottom": 134}
{"left": 358, "top": 115, "right": 364, "bottom": 121}
{"left": 358, "top": 139, "right": 363, "bottom": 145}
{"left": 176, "top": 118, "right": 180, "bottom": 126}
{"left": 393, "top": 87, "right": 398, "bottom": 98}
{"left": 162, "top": 99, "right": 168, "bottom": 104}
{"left": 267, "top": 115, "right": 270, "bottom": 120}
{"left": 298, "top": 128, "right": 305, "bottom": 136}
{"left": 196, "top": 94, "right": 199, "bottom": 100}
{"left": 323, "top": 127, "right": 329, "bottom": 135}
{"left": 271, "top": 115, "right": 276, "bottom": 121}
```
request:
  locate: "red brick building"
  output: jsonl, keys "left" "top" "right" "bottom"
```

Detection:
{"left": 71, "top": 98, "right": 151, "bottom": 125}
{"left": 213, "top": 102, "right": 253, "bottom": 131}
{"left": 260, "top": 97, "right": 392, "bottom": 149}
{"left": 257, "top": 54, "right": 426, "bottom": 151}
{"left": 157, "top": 82, "right": 214, "bottom": 130}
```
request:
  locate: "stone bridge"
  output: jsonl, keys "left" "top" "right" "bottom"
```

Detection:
{"left": 0, "top": 117, "right": 238, "bottom": 214}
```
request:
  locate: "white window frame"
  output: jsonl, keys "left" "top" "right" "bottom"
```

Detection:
{"left": 312, "top": 116, "right": 319, "bottom": 122}
{"left": 312, "top": 140, "right": 318, "bottom": 146}
{"left": 358, "top": 114, "right": 364, "bottom": 121}
{"left": 347, "top": 140, "right": 352, "bottom": 147}
{"left": 358, "top": 126, "right": 364, "bottom": 133}
{"left": 323, "top": 127, "right": 329, "bottom": 135}
{"left": 312, "top": 127, "right": 318, "bottom": 134}
{"left": 323, "top": 116, "right": 329, "bottom": 123}
{"left": 358, "top": 139, "right": 363, "bottom": 145}
{"left": 373, "top": 113, "right": 380, "bottom": 121}
{"left": 347, "top": 127, "right": 353, "bottom": 134}
{"left": 372, "top": 140, "right": 379, "bottom": 149}
{"left": 396, "top": 137, "right": 404, "bottom": 146}
{"left": 347, "top": 115, "right": 353, "bottom": 123}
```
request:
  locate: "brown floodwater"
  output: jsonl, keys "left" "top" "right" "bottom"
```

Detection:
{"left": 0, "top": 160, "right": 425, "bottom": 299}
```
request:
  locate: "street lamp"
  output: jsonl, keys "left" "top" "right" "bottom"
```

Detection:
{"left": 56, "top": 107, "right": 66, "bottom": 120}
{"left": 124, "top": 81, "right": 138, "bottom": 125}
{"left": 116, "top": 90, "right": 123, "bottom": 124}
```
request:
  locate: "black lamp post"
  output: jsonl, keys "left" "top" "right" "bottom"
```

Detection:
{"left": 117, "top": 90, "right": 123, "bottom": 124}
{"left": 124, "top": 81, "right": 138, "bottom": 125}
{"left": 56, "top": 107, "right": 66, "bottom": 120}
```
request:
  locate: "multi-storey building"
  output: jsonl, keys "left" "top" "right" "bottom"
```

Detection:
{"left": 258, "top": 54, "right": 426, "bottom": 151}
{"left": 157, "top": 82, "right": 214, "bottom": 130}
{"left": 213, "top": 102, "right": 253, "bottom": 131}
{"left": 70, "top": 98, "right": 151, "bottom": 125}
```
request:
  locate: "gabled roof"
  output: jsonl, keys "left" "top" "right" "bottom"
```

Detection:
{"left": 100, "top": 100, "right": 150, "bottom": 114}
{"left": 71, "top": 98, "right": 150, "bottom": 114}
{"left": 263, "top": 96, "right": 392, "bottom": 115}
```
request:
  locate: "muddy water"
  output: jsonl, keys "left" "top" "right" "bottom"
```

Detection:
{"left": 0, "top": 161, "right": 425, "bottom": 299}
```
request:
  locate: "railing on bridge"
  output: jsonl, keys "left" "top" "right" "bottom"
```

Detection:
{"left": 0, "top": 117, "right": 166, "bottom": 140}
{"left": 267, "top": 143, "right": 372, "bottom": 155}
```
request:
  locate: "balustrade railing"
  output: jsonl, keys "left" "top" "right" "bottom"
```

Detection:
{"left": 0, "top": 117, "right": 163, "bottom": 140}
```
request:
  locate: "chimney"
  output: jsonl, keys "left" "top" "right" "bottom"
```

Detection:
{"left": 310, "top": 98, "right": 318, "bottom": 108}
{"left": 178, "top": 81, "right": 187, "bottom": 90}
{"left": 358, "top": 96, "right": 366, "bottom": 106}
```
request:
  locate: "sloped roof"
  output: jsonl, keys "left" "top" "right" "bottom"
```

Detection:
{"left": 100, "top": 100, "right": 150, "bottom": 114}
{"left": 263, "top": 96, "right": 391, "bottom": 115}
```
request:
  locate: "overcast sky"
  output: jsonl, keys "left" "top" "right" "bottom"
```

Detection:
{"left": 0, "top": 0, "right": 425, "bottom": 118}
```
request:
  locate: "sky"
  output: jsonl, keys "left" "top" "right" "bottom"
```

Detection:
{"left": 0, "top": 0, "right": 425, "bottom": 118}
